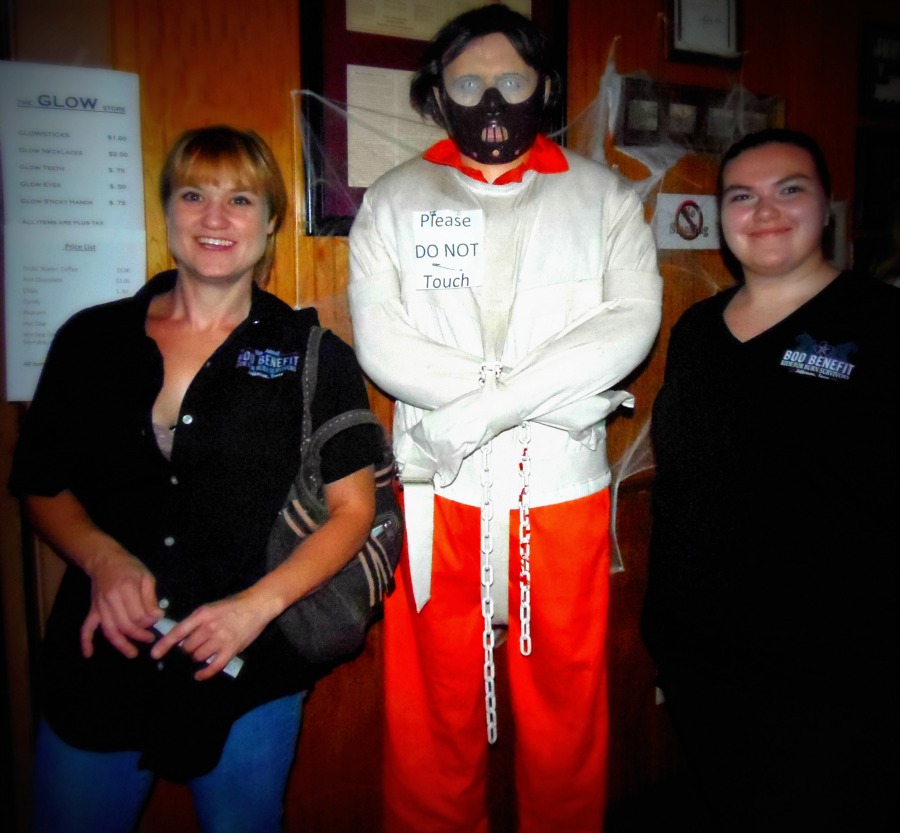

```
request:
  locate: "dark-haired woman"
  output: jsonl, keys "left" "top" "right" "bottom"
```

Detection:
{"left": 11, "top": 126, "right": 379, "bottom": 833}
{"left": 643, "top": 129, "right": 899, "bottom": 832}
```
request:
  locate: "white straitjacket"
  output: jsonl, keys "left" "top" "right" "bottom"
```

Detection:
{"left": 349, "top": 148, "right": 662, "bottom": 615}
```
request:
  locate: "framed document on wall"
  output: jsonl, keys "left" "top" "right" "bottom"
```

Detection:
{"left": 299, "top": 0, "right": 567, "bottom": 236}
{"left": 858, "top": 21, "right": 900, "bottom": 118}
{"left": 667, "top": 0, "right": 742, "bottom": 67}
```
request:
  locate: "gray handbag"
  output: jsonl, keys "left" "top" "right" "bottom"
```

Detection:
{"left": 266, "top": 326, "right": 403, "bottom": 664}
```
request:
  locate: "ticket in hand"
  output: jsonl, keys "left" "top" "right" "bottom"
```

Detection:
{"left": 152, "top": 614, "right": 244, "bottom": 679}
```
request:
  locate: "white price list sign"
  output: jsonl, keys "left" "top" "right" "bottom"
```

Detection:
{"left": 1, "top": 61, "right": 146, "bottom": 401}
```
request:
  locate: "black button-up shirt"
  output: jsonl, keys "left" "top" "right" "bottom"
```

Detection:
{"left": 11, "top": 270, "right": 380, "bottom": 778}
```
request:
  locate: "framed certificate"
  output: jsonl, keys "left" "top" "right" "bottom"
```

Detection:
{"left": 858, "top": 21, "right": 900, "bottom": 118}
{"left": 668, "top": 0, "right": 742, "bottom": 67}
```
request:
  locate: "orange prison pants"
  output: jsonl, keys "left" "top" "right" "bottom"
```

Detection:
{"left": 384, "top": 489, "right": 611, "bottom": 833}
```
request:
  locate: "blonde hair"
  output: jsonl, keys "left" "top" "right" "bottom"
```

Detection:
{"left": 160, "top": 126, "right": 287, "bottom": 286}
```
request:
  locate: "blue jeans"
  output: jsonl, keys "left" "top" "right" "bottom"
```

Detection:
{"left": 32, "top": 691, "right": 305, "bottom": 833}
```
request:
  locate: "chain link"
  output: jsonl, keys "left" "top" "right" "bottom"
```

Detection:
{"left": 517, "top": 422, "right": 533, "bottom": 656}
{"left": 480, "top": 441, "right": 498, "bottom": 744}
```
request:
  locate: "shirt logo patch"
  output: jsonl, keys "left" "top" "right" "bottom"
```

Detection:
{"left": 779, "top": 333, "right": 856, "bottom": 381}
{"left": 236, "top": 349, "right": 300, "bottom": 379}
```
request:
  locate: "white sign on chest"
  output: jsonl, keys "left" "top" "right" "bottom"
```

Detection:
{"left": 410, "top": 209, "right": 484, "bottom": 291}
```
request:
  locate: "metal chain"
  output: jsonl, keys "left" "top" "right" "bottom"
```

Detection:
{"left": 517, "top": 422, "right": 533, "bottom": 656}
{"left": 480, "top": 441, "right": 498, "bottom": 744}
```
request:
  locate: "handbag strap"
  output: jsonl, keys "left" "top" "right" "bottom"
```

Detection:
{"left": 298, "top": 326, "right": 385, "bottom": 510}
{"left": 301, "top": 324, "right": 326, "bottom": 445}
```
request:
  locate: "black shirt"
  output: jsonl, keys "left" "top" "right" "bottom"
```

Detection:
{"left": 643, "top": 271, "right": 900, "bottom": 696}
{"left": 10, "top": 270, "right": 381, "bottom": 778}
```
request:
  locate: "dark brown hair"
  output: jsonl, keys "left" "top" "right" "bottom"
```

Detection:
{"left": 409, "top": 3, "right": 560, "bottom": 131}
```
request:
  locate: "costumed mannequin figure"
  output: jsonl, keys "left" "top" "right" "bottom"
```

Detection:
{"left": 348, "top": 6, "right": 662, "bottom": 832}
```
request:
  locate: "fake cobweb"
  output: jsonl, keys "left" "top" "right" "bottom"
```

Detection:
{"left": 292, "top": 45, "right": 778, "bottom": 570}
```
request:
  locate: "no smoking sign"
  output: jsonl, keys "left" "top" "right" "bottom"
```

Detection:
{"left": 653, "top": 193, "right": 720, "bottom": 250}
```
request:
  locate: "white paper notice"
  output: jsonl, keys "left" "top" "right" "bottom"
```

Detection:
{"left": 347, "top": 65, "right": 444, "bottom": 188}
{"left": 411, "top": 209, "right": 484, "bottom": 291}
{"left": 346, "top": 0, "right": 532, "bottom": 42}
{"left": 1, "top": 61, "right": 146, "bottom": 400}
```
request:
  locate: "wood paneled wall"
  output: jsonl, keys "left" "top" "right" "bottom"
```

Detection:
{"left": 3, "top": 1, "right": 900, "bottom": 832}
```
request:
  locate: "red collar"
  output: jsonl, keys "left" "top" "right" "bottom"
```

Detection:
{"left": 422, "top": 134, "right": 568, "bottom": 184}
